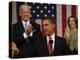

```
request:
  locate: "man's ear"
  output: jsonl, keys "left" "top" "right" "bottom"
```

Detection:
{"left": 53, "top": 24, "right": 55, "bottom": 28}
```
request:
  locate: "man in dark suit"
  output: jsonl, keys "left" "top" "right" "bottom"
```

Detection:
{"left": 35, "top": 18, "right": 71, "bottom": 57}
{"left": 10, "top": 4, "right": 40, "bottom": 58}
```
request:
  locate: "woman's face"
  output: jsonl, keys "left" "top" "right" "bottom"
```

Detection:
{"left": 69, "top": 17, "right": 76, "bottom": 29}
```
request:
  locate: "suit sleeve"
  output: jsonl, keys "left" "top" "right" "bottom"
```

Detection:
{"left": 12, "top": 24, "right": 26, "bottom": 47}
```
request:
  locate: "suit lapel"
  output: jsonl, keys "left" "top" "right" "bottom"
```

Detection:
{"left": 53, "top": 36, "right": 62, "bottom": 55}
{"left": 18, "top": 21, "right": 25, "bottom": 34}
{"left": 42, "top": 37, "right": 49, "bottom": 55}
{"left": 43, "top": 37, "right": 48, "bottom": 49}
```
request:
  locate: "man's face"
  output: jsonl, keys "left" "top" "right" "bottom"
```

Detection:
{"left": 69, "top": 17, "right": 76, "bottom": 29}
{"left": 42, "top": 19, "right": 55, "bottom": 36}
{"left": 19, "top": 6, "right": 31, "bottom": 21}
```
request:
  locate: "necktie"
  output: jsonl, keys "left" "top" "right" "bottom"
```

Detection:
{"left": 48, "top": 37, "right": 53, "bottom": 55}
{"left": 25, "top": 22, "right": 27, "bottom": 29}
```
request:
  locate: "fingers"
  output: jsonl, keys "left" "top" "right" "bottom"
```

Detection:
{"left": 12, "top": 41, "right": 19, "bottom": 55}
{"left": 25, "top": 24, "right": 32, "bottom": 35}
{"left": 12, "top": 47, "right": 19, "bottom": 55}
{"left": 12, "top": 41, "right": 17, "bottom": 48}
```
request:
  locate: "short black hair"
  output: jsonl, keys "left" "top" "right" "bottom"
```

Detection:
{"left": 42, "top": 17, "right": 55, "bottom": 24}
{"left": 68, "top": 16, "right": 78, "bottom": 29}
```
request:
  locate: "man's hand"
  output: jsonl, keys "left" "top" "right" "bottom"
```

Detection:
{"left": 11, "top": 41, "right": 19, "bottom": 55}
{"left": 25, "top": 24, "right": 32, "bottom": 35}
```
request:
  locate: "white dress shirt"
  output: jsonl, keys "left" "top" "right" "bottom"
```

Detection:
{"left": 22, "top": 20, "right": 30, "bottom": 28}
{"left": 47, "top": 33, "right": 55, "bottom": 49}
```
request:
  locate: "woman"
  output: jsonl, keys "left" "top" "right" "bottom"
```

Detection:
{"left": 64, "top": 16, "right": 78, "bottom": 54}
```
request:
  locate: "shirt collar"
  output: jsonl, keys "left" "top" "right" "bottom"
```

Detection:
{"left": 22, "top": 20, "right": 30, "bottom": 28}
{"left": 47, "top": 33, "right": 55, "bottom": 44}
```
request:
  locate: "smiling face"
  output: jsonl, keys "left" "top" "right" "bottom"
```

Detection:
{"left": 69, "top": 17, "right": 76, "bottom": 29}
{"left": 42, "top": 19, "right": 55, "bottom": 36}
{"left": 19, "top": 5, "right": 31, "bottom": 22}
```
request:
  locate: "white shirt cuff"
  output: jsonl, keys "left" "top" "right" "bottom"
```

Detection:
{"left": 23, "top": 32, "right": 28, "bottom": 39}
{"left": 29, "top": 31, "right": 33, "bottom": 37}
{"left": 23, "top": 32, "right": 33, "bottom": 39}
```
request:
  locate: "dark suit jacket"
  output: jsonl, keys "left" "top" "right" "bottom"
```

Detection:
{"left": 35, "top": 36, "right": 71, "bottom": 57}
{"left": 32, "top": 22, "right": 40, "bottom": 32}
{"left": 10, "top": 21, "right": 40, "bottom": 58}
